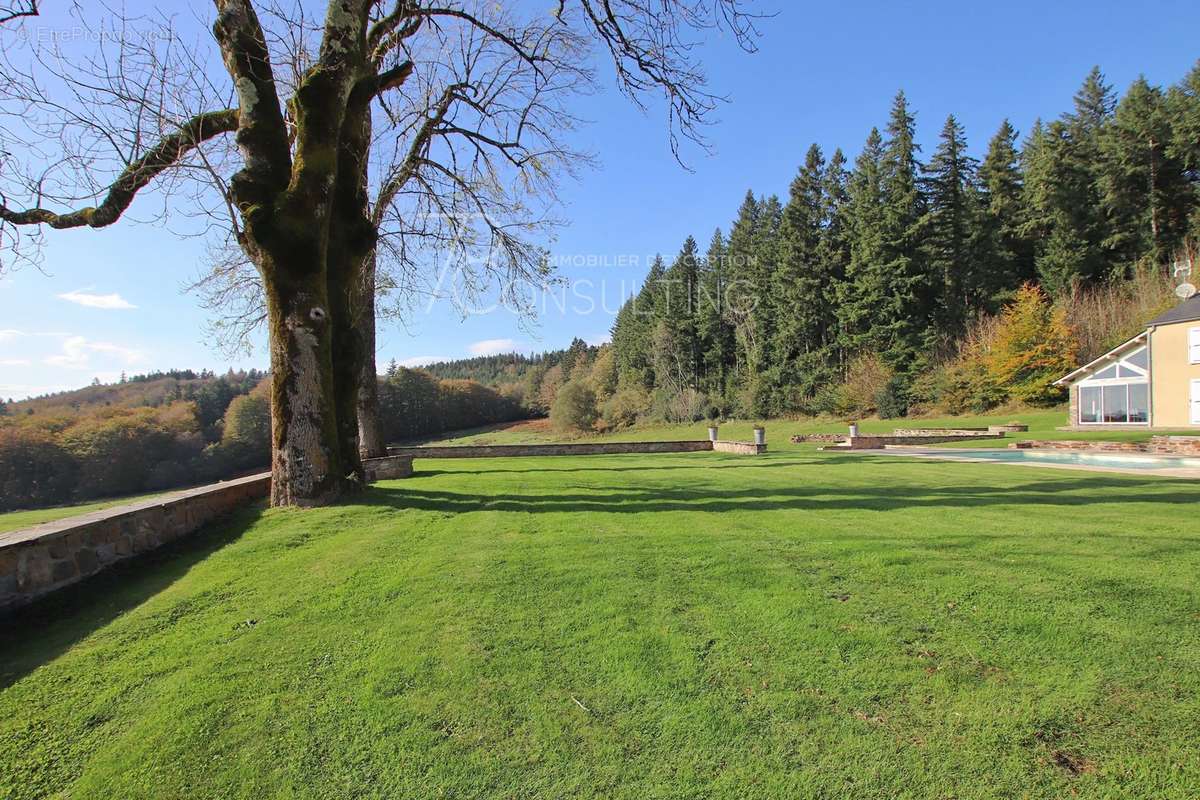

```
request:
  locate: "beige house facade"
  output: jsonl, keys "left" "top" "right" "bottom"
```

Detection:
{"left": 1055, "top": 295, "right": 1200, "bottom": 429}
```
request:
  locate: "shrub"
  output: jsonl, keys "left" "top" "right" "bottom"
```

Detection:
{"left": 875, "top": 376, "right": 910, "bottom": 419}
{"left": 550, "top": 378, "right": 599, "bottom": 433}
{"left": 833, "top": 354, "right": 893, "bottom": 418}
{"left": 588, "top": 345, "right": 618, "bottom": 403}
{"left": 654, "top": 387, "right": 707, "bottom": 423}
{"left": 600, "top": 386, "right": 650, "bottom": 429}
{"left": 987, "top": 284, "right": 1077, "bottom": 406}
{"left": 0, "top": 427, "right": 78, "bottom": 510}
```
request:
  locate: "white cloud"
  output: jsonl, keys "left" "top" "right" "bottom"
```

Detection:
{"left": 0, "top": 329, "right": 25, "bottom": 343}
{"left": 0, "top": 382, "right": 73, "bottom": 399}
{"left": 585, "top": 333, "right": 611, "bottom": 347}
{"left": 0, "top": 358, "right": 31, "bottom": 366}
{"left": 397, "top": 355, "right": 452, "bottom": 368}
{"left": 467, "top": 338, "right": 521, "bottom": 356}
{"left": 57, "top": 289, "right": 137, "bottom": 310}
{"left": 44, "top": 336, "right": 146, "bottom": 370}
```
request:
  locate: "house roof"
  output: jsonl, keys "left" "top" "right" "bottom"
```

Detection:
{"left": 1146, "top": 294, "right": 1200, "bottom": 327}
{"left": 1054, "top": 331, "right": 1147, "bottom": 386}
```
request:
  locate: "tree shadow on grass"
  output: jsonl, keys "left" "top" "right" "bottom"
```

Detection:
{"left": 0, "top": 502, "right": 266, "bottom": 692}
{"left": 358, "top": 476, "right": 1199, "bottom": 518}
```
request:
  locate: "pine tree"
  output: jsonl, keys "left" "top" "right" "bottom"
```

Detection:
{"left": 1100, "top": 76, "right": 1193, "bottom": 268}
{"left": 660, "top": 236, "right": 703, "bottom": 387}
{"left": 746, "top": 193, "right": 783, "bottom": 398}
{"left": 921, "top": 114, "right": 981, "bottom": 333}
{"left": 878, "top": 91, "right": 933, "bottom": 371}
{"left": 611, "top": 255, "right": 666, "bottom": 388}
{"left": 769, "top": 144, "right": 829, "bottom": 406}
{"left": 819, "top": 148, "right": 851, "bottom": 370}
{"left": 1022, "top": 118, "right": 1102, "bottom": 295}
{"left": 697, "top": 228, "right": 734, "bottom": 396}
{"left": 839, "top": 127, "right": 888, "bottom": 356}
{"left": 1167, "top": 60, "right": 1200, "bottom": 241}
{"left": 723, "top": 190, "right": 761, "bottom": 378}
{"left": 977, "top": 119, "right": 1033, "bottom": 304}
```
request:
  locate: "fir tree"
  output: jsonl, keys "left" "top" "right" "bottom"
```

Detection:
{"left": 921, "top": 114, "right": 981, "bottom": 332}
{"left": 611, "top": 255, "right": 666, "bottom": 388}
{"left": 1022, "top": 118, "right": 1102, "bottom": 294}
{"left": 819, "top": 148, "right": 851, "bottom": 369}
{"left": 1100, "top": 76, "right": 1193, "bottom": 268}
{"left": 839, "top": 127, "right": 888, "bottom": 355}
{"left": 977, "top": 119, "right": 1033, "bottom": 304}
{"left": 723, "top": 191, "right": 761, "bottom": 378}
{"left": 660, "top": 236, "right": 703, "bottom": 387}
{"left": 879, "top": 91, "right": 933, "bottom": 370}
{"left": 697, "top": 229, "right": 734, "bottom": 396}
{"left": 769, "top": 144, "right": 830, "bottom": 405}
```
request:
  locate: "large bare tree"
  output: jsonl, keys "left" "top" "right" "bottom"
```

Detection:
{"left": 0, "top": 0, "right": 760, "bottom": 506}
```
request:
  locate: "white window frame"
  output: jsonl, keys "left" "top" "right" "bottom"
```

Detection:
{"left": 1190, "top": 327, "right": 1200, "bottom": 365}
{"left": 1077, "top": 381, "right": 1150, "bottom": 425}
{"left": 1191, "top": 379, "right": 1200, "bottom": 425}
{"left": 1075, "top": 345, "right": 1151, "bottom": 425}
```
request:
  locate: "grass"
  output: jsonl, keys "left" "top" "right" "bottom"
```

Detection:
{"left": 413, "top": 406, "right": 1186, "bottom": 449}
{"left": 2, "top": 444, "right": 1198, "bottom": 798}
{"left": 0, "top": 491, "right": 173, "bottom": 535}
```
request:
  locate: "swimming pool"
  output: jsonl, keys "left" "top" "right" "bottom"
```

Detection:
{"left": 904, "top": 448, "right": 1200, "bottom": 473}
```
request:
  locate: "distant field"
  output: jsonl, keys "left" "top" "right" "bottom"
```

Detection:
{"left": 410, "top": 406, "right": 1179, "bottom": 448}
{"left": 2, "top": 446, "right": 1198, "bottom": 798}
{"left": 0, "top": 491, "right": 173, "bottom": 535}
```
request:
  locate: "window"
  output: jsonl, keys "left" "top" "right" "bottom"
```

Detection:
{"left": 1192, "top": 380, "right": 1200, "bottom": 425}
{"left": 1080, "top": 386, "right": 1101, "bottom": 423}
{"left": 1076, "top": 343, "right": 1150, "bottom": 425}
{"left": 1129, "top": 383, "right": 1149, "bottom": 423}
{"left": 1078, "top": 382, "right": 1148, "bottom": 425}
{"left": 1102, "top": 385, "right": 1129, "bottom": 422}
{"left": 1191, "top": 328, "right": 1200, "bottom": 365}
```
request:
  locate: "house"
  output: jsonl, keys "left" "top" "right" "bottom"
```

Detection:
{"left": 1054, "top": 294, "right": 1200, "bottom": 429}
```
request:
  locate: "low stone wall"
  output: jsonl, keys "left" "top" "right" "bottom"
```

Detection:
{"left": 1, "top": 473, "right": 270, "bottom": 615}
{"left": 1149, "top": 435, "right": 1200, "bottom": 454}
{"left": 388, "top": 441, "right": 716, "bottom": 458}
{"left": 1011, "top": 436, "right": 1200, "bottom": 455}
{"left": 712, "top": 440, "right": 767, "bottom": 455}
{"left": 790, "top": 433, "right": 847, "bottom": 444}
{"left": 363, "top": 454, "right": 414, "bottom": 481}
{"left": 835, "top": 433, "right": 1005, "bottom": 450}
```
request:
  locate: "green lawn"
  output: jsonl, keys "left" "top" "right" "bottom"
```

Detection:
{"left": 0, "top": 491, "right": 173, "bottom": 535}
{"left": 2, "top": 447, "right": 1198, "bottom": 798}
{"left": 415, "top": 406, "right": 1185, "bottom": 448}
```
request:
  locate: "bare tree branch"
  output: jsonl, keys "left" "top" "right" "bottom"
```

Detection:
{"left": 0, "top": 108, "right": 236, "bottom": 228}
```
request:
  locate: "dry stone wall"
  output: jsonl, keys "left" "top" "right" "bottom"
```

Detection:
{"left": 1, "top": 473, "right": 269, "bottom": 614}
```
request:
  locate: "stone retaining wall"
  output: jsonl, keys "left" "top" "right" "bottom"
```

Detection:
{"left": 1, "top": 473, "right": 270, "bottom": 615}
{"left": 388, "top": 441, "right": 716, "bottom": 458}
{"left": 836, "top": 433, "right": 1005, "bottom": 450}
{"left": 712, "top": 440, "right": 767, "bottom": 455}
{"left": 892, "top": 427, "right": 989, "bottom": 436}
{"left": 1011, "top": 436, "right": 1200, "bottom": 455}
{"left": 363, "top": 454, "right": 414, "bottom": 481}
{"left": 790, "top": 433, "right": 847, "bottom": 444}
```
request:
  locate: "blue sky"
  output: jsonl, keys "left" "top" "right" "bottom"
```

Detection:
{"left": 2, "top": 0, "right": 1199, "bottom": 399}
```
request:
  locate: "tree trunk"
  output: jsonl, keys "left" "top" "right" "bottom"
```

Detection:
{"left": 356, "top": 250, "right": 386, "bottom": 458}
{"left": 262, "top": 257, "right": 351, "bottom": 507}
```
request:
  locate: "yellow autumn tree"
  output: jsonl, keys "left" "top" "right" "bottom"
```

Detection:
{"left": 987, "top": 284, "right": 1078, "bottom": 406}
